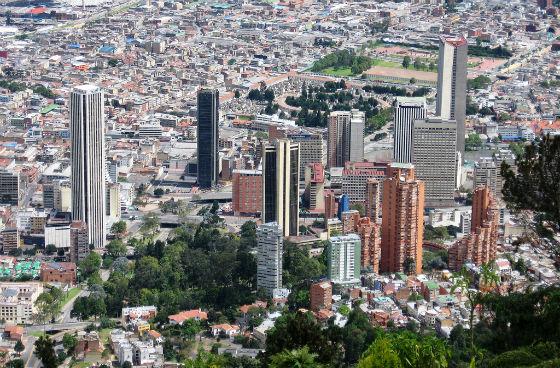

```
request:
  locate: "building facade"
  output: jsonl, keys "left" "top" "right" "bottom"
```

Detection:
{"left": 310, "top": 281, "right": 332, "bottom": 312}
{"left": 287, "top": 130, "right": 324, "bottom": 180}
{"left": 257, "top": 222, "right": 283, "bottom": 296}
{"left": 365, "top": 179, "right": 381, "bottom": 223}
{"left": 197, "top": 89, "right": 219, "bottom": 189}
{"left": 0, "top": 282, "right": 43, "bottom": 324}
{"left": 303, "top": 163, "right": 325, "bottom": 212}
{"left": 71, "top": 85, "right": 106, "bottom": 248}
{"left": 70, "top": 220, "right": 90, "bottom": 263}
{"left": 327, "top": 234, "right": 361, "bottom": 285}
{"left": 232, "top": 169, "right": 262, "bottom": 215}
{"left": 393, "top": 97, "right": 427, "bottom": 163}
{"left": 474, "top": 157, "right": 498, "bottom": 196}
{"left": 0, "top": 170, "right": 21, "bottom": 206}
{"left": 327, "top": 110, "right": 364, "bottom": 168}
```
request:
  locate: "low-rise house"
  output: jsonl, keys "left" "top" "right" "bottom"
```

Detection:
{"left": 40, "top": 262, "right": 77, "bottom": 285}
{"left": 168, "top": 309, "right": 208, "bottom": 325}
{"left": 210, "top": 324, "right": 240, "bottom": 337}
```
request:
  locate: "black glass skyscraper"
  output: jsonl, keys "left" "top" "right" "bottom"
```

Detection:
{"left": 197, "top": 89, "right": 219, "bottom": 189}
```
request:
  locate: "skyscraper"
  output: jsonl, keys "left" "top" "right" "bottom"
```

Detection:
{"left": 412, "top": 117, "right": 457, "bottom": 208}
{"left": 327, "top": 234, "right": 361, "bottom": 285}
{"left": 365, "top": 179, "right": 381, "bottom": 223}
{"left": 436, "top": 35, "right": 468, "bottom": 153}
{"left": 197, "top": 89, "right": 219, "bottom": 189}
{"left": 262, "top": 139, "right": 300, "bottom": 237}
{"left": 71, "top": 85, "right": 106, "bottom": 249}
{"left": 287, "top": 129, "right": 324, "bottom": 180}
{"left": 474, "top": 157, "right": 498, "bottom": 197}
{"left": 327, "top": 110, "right": 364, "bottom": 168}
{"left": 381, "top": 163, "right": 424, "bottom": 275}
{"left": 393, "top": 97, "right": 427, "bottom": 163}
{"left": 257, "top": 222, "right": 283, "bottom": 296}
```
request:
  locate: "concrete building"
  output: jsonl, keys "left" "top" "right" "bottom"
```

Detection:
{"left": 341, "top": 164, "right": 386, "bottom": 205}
{"left": 44, "top": 225, "right": 71, "bottom": 250}
{"left": 303, "top": 163, "right": 325, "bottom": 212}
{"left": 54, "top": 180, "right": 72, "bottom": 212}
{"left": 365, "top": 179, "right": 381, "bottom": 223}
{"left": 381, "top": 164, "right": 424, "bottom": 275}
{"left": 436, "top": 35, "right": 467, "bottom": 153}
{"left": 0, "top": 170, "right": 21, "bottom": 206}
{"left": 0, "top": 282, "right": 43, "bottom": 324}
{"left": 71, "top": 85, "right": 106, "bottom": 249}
{"left": 106, "top": 183, "right": 122, "bottom": 219}
{"left": 287, "top": 130, "right": 324, "bottom": 180}
{"left": 449, "top": 186, "right": 499, "bottom": 270}
{"left": 256, "top": 222, "right": 283, "bottom": 296}
{"left": 393, "top": 97, "right": 427, "bottom": 163}
{"left": 70, "top": 220, "right": 89, "bottom": 263}
{"left": 356, "top": 217, "right": 382, "bottom": 274}
{"left": 324, "top": 190, "right": 337, "bottom": 220}
{"left": 232, "top": 169, "right": 262, "bottom": 216}
{"left": 310, "top": 281, "right": 332, "bottom": 312}
{"left": 40, "top": 262, "right": 77, "bottom": 285}
{"left": 262, "top": 139, "right": 300, "bottom": 237}
{"left": 327, "top": 110, "right": 364, "bottom": 168}
{"left": 412, "top": 117, "right": 457, "bottom": 208}
{"left": 327, "top": 234, "right": 361, "bottom": 285}
{"left": 341, "top": 210, "right": 360, "bottom": 234}
{"left": 1, "top": 228, "right": 20, "bottom": 255}
{"left": 197, "top": 89, "right": 219, "bottom": 189}
{"left": 474, "top": 157, "right": 498, "bottom": 196}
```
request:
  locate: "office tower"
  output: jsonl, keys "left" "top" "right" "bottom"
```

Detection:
{"left": 1, "top": 228, "right": 20, "bottom": 254}
{"left": 54, "top": 180, "right": 72, "bottom": 212}
{"left": 71, "top": 85, "right": 106, "bottom": 249}
{"left": 436, "top": 35, "right": 467, "bottom": 153}
{"left": 412, "top": 117, "right": 457, "bottom": 208}
{"left": 393, "top": 97, "right": 427, "bottom": 163}
{"left": 310, "top": 281, "right": 333, "bottom": 312}
{"left": 197, "top": 89, "right": 219, "bottom": 189}
{"left": 303, "top": 163, "right": 325, "bottom": 211}
{"left": 327, "top": 110, "right": 364, "bottom": 168}
{"left": 70, "top": 220, "right": 90, "bottom": 263}
{"left": 341, "top": 161, "right": 387, "bottom": 205}
{"left": 381, "top": 163, "right": 425, "bottom": 275}
{"left": 337, "top": 194, "right": 350, "bottom": 220}
{"left": 106, "top": 158, "right": 118, "bottom": 184}
{"left": 327, "top": 234, "right": 361, "bottom": 285}
{"left": 43, "top": 183, "right": 55, "bottom": 209}
{"left": 356, "top": 217, "right": 381, "bottom": 273}
{"left": 106, "top": 183, "right": 121, "bottom": 219}
{"left": 324, "top": 190, "right": 337, "bottom": 220}
{"left": 256, "top": 222, "right": 283, "bottom": 296}
{"left": 449, "top": 186, "right": 499, "bottom": 270}
{"left": 0, "top": 170, "right": 21, "bottom": 206}
{"left": 365, "top": 179, "right": 381, "bottom": 223}
{"left": 262, "top": 139, "right": 300, "bottom": 237}
{"left": 287, "top": 130, "right": 324, "bottom": 180}
{"left": 494, "top": 149, "right": 516, "bottom": 199}
{"left": 474, "top": 157, "right": 498, "bottom": 196}
{"left": 232, "top": 169, "right": 262, "bottom": 216}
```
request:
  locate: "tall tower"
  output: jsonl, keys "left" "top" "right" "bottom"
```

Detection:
{"left": 327, "top": 234, "right": 361, "bottom": 285}
{"left": 393, "top": 97, "right": 427, "bottom": 163}
{"left": 197, "top": 89, "right": 219, "bottom": 189}
{"left": 262, "top": 139, "right": 300, "bottom": 237}
{"left": 256, "top": 222, "right": 283, "bottom": 296}
{"left": 381, "top": 163, "right": 424, "bottom": 275}
{"left": 327, "top": 109, "right": 364, "bottom": 168}
{"left": 71, "top": 85, "right": 106, "bottom": 249}
{"left": 436, "top": 35, "right": 467, "bottom": 153}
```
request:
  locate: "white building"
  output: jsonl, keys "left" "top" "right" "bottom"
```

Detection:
{"left": 257, "top": 222, "right": 283, "bottom": 296}
{"left": 327, "top": 234, "right": 361, "bottom": 285}
{"left": 327, "top": 110, "right": 364, "bottom": 168}
{"left": 0, "top": 282, "right": 43, "bottom": 324}
{"left": 44, "top": 225, "right": 71, "bottom": 249}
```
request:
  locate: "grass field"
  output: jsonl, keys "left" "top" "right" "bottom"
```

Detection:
{"left": 371, "top": 58, "right": 401, "bottom": 68}
{"left": 61, "top": 288, "right": 81, "bottom": 308}
{"left": 321, "top": 67, "right": 355, "bottom": 76}
{"left": 30, "top": 331, "right": 47, "bottom": 338}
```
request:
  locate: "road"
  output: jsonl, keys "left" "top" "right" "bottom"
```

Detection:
{"left": 25, "top": 321, "right": 91, "bottom": 333}
{"left": 60, "top": 289, "right": 85, "bottom": 324}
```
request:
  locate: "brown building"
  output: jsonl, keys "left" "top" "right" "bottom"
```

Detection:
{"left": 341, "top": 210, "right": 360, "bottom": 234}
{"left": 1, "top": 228, "right": 20, "bottom": 255}
{"left": 324, "top": 190, "right": 337, "bottom": 220}
{"left": 365, "top": 179, "right": 381, "bottom": 223}
{"left": 303, "top": 163, "right": 325, "bottom": 212}
{"left": 40, "top": 262, "right": 77, "bottom": 285}
{"left": 232, "top": 169, "right": 262, "bottom": 216}
{"left": 449, "top": 186, "right": 499, "bottom": 270}
{"left": 70, "top": 221, "right": 89, "bottom": 263}
{"left": 356, "top": 217, "right": 381, "bottom": 273}
{"left": 310, "top": 281, "right": 332, "bottom": 312}
{"left": 381, "top": 163, "right": 425, "bottom": 275}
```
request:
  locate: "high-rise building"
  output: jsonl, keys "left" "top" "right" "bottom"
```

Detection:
{"left": 262, "top": 139, "right": 300, "bottom": 237}
{"left": 449, "top": 186, "right": 499, "bottom": 270}
{"left": 1, "top": 228, "right": 20, "bottom": 254}
{"left": 232, "top": 169, "right": 262, "bottom": 216}
{"left": 337, "top": 194, "right": 350, "bottom": 220}
{"left": 436, "top": 35, "right": 467, "bottom": 153}
{"left": 365, "top": 179, "right": 381, "bottom": 223}
{"left": 256, "top": 222, "right": 283, "bottom": 296}
{"left": 0, "top": 170, "right": 21, "bottom": 206}
{"left": 341, "top": 210, "right": 360, "bottom": 234}
{"left": 287, "top": 130, "right": 324, "bottom": 180}
{"left": 381, "top": 163, "right": 424, "bottom": 275}
{"left": 106, "top": 183, "right": 121, "bottom": 219}
{"left": 197, "top": 89, "right": 219, "bottom": 189}
{"left": 356, "top": 217, "right": 381, "bottom": 273}
{"left": 303, "top": 163, "right": 325, "bottom": 211}
{"left": 327, "top": 110, "right": 364, "bottom": 168}
{"left": 310, "top": 281, "right": 333, "bottom": 312}
{"left": 324, "top": 190, "right": 337, "bottom": 220}
{"left": 71, "top": 85, "right": 106, "bottom": 249}
{"left": 412, "top": 117, "right": 457, "bottom": 208}
{"left": 327, "top": 234, "right": 361, "bottom": 285}
{"left": 70, "top": 220, "right": 89, "bottom": 263}
{"left": 54, "top": 180, "right": 72, "bottom": 212}
{"left": 474, "top": 157, "right": 498, "bottom": 197}
{"left": 393, "top": 97, "right": 427, "bottom": 163}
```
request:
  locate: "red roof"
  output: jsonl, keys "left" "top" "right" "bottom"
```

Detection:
{"left": 29, "top": 7, "right": 47, "bottom": 15}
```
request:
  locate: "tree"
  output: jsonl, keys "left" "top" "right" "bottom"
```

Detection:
{"left": 35, "top": 336, "right": 58, "bottom": 368}
{"left": 350, "top": 203, "right": 365, "bottom": 216}
{"left": 14, "top": 340, "right": 24, "bottom": 356}
{"left": 45, "top": 244, "right": 57, "bottom": 255}
{"left": 5, "top": 360, "right": 24, "bottom": 368}
{"left": 122, "top": 362, "right": 133, "bottom": 368}
{"left": 140, "top": 212, "right": 160, "bottom": 236}
{"left": 154, "top": 188, "right": 164, "bottom": 197}
{"left": 110, "top": 221, "right": 127, "bottom": 238}
{"left": 465, "top": 133, "right": 483, "bottom": 151}
{"left": 34, "top": 287, "right": 63, "bottom": 325}
{"left": 413, "top": 58, "right": 422, "bottom": 70}
{"left": 358, "top": 337, "right": 403, "bottom": 368}
{"left": 402, "top": 56, "right": 411, "bottom": 69}
{"left": 269, "top": 347, "right": 323, "bottom": 368}
{"left": 62, "top": 333, "right": 78, "bottom": 354}
{"left": 234, "top": 90, "right": 240, "bottom": 98}
{"left": 106, "top": 239, "right": 127, "bottom": 258}
{"left": 79, "top": 252, "right": 102, "bottom": 278}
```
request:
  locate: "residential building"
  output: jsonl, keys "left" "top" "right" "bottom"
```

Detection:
{"left": 341, "top": 210, "right": 360, "bottom": 234}
{"left": 40, "top": 262, "right": 77, "bottom": 285}
{"left": 0, "top": 170, "right": 21, "bottom": 206}
{"left": 327, "top": 234, "right": 361, "bottom": 285}
{"left": 324, "top": 190, "right": 337, "bottom": 220}
{"left": 356, "top": 217, "right": 382, "bottom": 273}
{"left": 0, "top": 282, "right": 43, "bottom": 324}
{"left": 197, "top": 89, "right": 219, "bottom": 189}
{"left": 365, "top": 179, "right": 381, "bottom": 223}
{"left": 257, "top": 222, "right": 283, "bottom": 296}
{"left": 412, "top": 117, "right": 457, "bottom": 208}
{"left": 341, "top": 162, "right": 386, "bottom": 205}
{"left": 168, "top": 309, "right": 208, "bottom": 325}
{"left": 232, "top": 169, "right": 262, "bottom": 215}
{"left": 262, "top": 139, "right": 300, "bottom": 237}
{"left": 303, "top": 163, "right": 325, "bottom": 211}
{"left": 106, "top": 183, "right": 121, "bottom": 219}
{"left": 436, "top": 35, "right": 467, "bottom": 153}
{"left": 70, "top": 220, "right": 89, "bottom": 263}
{"left": 474, "top": 157, "right": 498, "bottom": 197}
{"left": 71, "top": 85, "right": 106, "bottom": 248}
{"left": 310, "top": 281, "right": 332, "bottom": 312}
{"left": 393, "top": 97, "right": 427, "bottom": 163}
{"left": 327, "top": 110, "right": 364, "bottom": 168}
{"left": 1, "top": 228, "right": 19, "bottom": 255}
{"left": 381, "top": 163, "right": 424, "bottom": 275}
